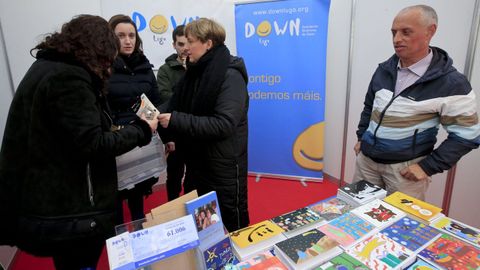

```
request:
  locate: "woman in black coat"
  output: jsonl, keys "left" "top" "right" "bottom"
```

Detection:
{"left": 108, "top": 15, "right": 162, "bottom": 223}
{"left": 158, "top": 18, "right": 250, "bottom": 232}
{"left": 0, "top": 15, "right": 157, "bottom": 269}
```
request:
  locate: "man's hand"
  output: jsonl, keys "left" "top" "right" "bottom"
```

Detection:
{"left": 400, "top": 163, "right": 429, "bottom": 182}
{"left": 354, "top": 141, "right": 361, "bottom": 155}
{"left": 165, "top": 142, "right": 175, "bottom": 155}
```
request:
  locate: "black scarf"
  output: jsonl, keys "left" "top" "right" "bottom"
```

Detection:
{"left": 173, "top": 44, "right": 230, "bottom": 114}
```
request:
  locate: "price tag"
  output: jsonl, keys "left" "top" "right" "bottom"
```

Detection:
{"left": 131, "top": 215, "right": 200, "bottom": 268}
{"left": 106, "top": 232, "right": 135, "bottom": 270}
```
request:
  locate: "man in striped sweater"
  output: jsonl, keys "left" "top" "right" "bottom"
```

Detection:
{"left": 354, "top": 5, "right": 480, "bottom": 200}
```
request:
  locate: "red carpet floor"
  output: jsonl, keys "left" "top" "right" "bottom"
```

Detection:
{"left": 10, "top": 176, "right": 338, "bottom": 270}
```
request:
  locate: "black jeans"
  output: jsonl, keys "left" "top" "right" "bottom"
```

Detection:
{"left": 166, "top": 151, "right": 186, "bottom": 201}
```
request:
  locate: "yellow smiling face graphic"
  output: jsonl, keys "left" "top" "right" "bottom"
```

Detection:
{"left": 256, "top": 20, "right": 272, "bottom": 37}
{"left": 292, "top": 122, "right": 324, "bottom": 171}
{"left": 149, "top": 15, "right": 168, "bottom": 34}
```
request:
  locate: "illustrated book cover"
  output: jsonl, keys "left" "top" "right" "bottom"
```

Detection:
{"left": 383, "top": 191, "right": 443, "bottom": 223}
{"left": 380, "top": 217, "right": 441, "bottom": 253}
{"left": 233, "top": 250, "right": 288, "bottom": 270}
{"left": 185, "top": 191, "right": 225, "bottom": 251}
{"left": 229, "top": 220, "right": 286, "bottom": 261}
{"left": 202, "top": 235, "right": 238, "bottom": 270}
{"left": 346, "top": 233, "right": 416, "bottom": 270}
{"left": 337, "top": 180, "right": 386, "bottom": 206}
{"left": 314, "top": 252, "right": 370, "bottom": 270}
{"left": 308, "top": 197, "right": 354, "bottom": 221}
{"left": 351, "top": 199, "right": 406, "bottom": 229}
{"left": 271, "top": 207, "right": 325, "bottom": 237}
{"left": 274, "top": 228, "right": 342, "bottom": 270}
{"left": 318, "top": 212, "right": 376, "bottom": 248}
{"left": 405, "top": 257, "right": 439, "bottom": 270}
{"left": 418, "top": 233, "right": 480, "bottom": 270}
{"left": 431, "top": 216, "right": 480, "bottom": 248}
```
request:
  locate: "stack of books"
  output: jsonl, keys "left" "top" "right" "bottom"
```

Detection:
{"left": 274, "top": 228, "right": 343, "bottom": 270}
{"left": 346, "top": 233, "right": 416, "bottom": 269}
{"left": 307, "top": 197, "right": 354, "bottom": 221}
{"left": 379, "top": 216, "right": 442, "bottom": 253}
{"left": 350, "top": 199, "right": 406, "bottom": 229}
{"left": 418, "top": 233, "right": 480, "bottom": 269}
{"left": 431, "top": 216, "right": 480, "bottom": 248}
{"left": 229, "top": 220, "right": 286, "bottom": 261}
{"left": 317, "top": 212, "right": 377, "bottom": 249}
{"left": 337, "top": 180, "right": 387, "bottom": 207}
{"left": 383, "top": 191, "right": 444, "bottom": 224}
{"left": 233, "top": 250, "right": 288, "bottom": 269}
{"left": 315, "top": 252, "right": 370, "bottom": 270}
{"left": 270, "top": 207, "right": 326, "bottom": 238}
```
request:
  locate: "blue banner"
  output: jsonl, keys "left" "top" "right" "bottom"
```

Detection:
{"left": 235, "top": 0, "right": 330, "bottom": 180}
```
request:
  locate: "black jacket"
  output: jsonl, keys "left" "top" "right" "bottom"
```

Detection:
{"left": 161, "top": 45, "right": 249, "bottom": 231}
{"left": 108, "top": 53, "right": 161, "bottom": 125}
{"left": 108, "top": 53, "right": 161, "bottom": 195}
{"left": 0, "top": 49, "right": 152, "bottom": 255}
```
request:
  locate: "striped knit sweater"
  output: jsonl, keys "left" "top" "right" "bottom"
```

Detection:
{"left": 357, "top": 47, "right": 480, "bottom": 176}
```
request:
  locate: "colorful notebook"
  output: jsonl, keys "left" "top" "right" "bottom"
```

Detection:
{"left": 418, "top": 233, "right": 480, "bottom": 270}
{"left": 380, "top": 217, "right": 441, "bottom": 252}
{"left": 383, "top": 191, "right": 443, "bottom": 223}
{"left": 431, "top": 216, "right": 480, "bottom": 248}
{"left": 314, "top": 252, "right": 370, "bottom": 270}
{"left": 271, "top": 207, "right": 324, "bottom": 237}
{"left": 351, "top": 199, "right": 406, "bottom": 229}
{"left": 346, "top": 233, "right": 416, "bottom": 270}
{"left": 318, "top": 212, "right": 376, "bottom": 248}
{"left": 274, "top": 229, "right": 342, "bottom": 269}
{"left": 308, "top": 197, "right": 354, "bottom": 221}
{"left": 234, "top": 250, "right": 287, "bottom": 270}
{"left": 230, "top": 220, "right": 286, "bottom": 261}
{"left": 203, "top": 236, "right": 237, "bottom": 270}
{"left": 337, "top": 180, "right": 386, "bottom": 206}
{"left": 405, "top": 257, "right": 439, "bottom": 270}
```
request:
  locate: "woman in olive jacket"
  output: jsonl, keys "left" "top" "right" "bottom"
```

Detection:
{"left": 0, "top": 15, "right": 157, "bottom": 270}
{"left": 108, "top": 15, "right": 162, "bottom": 223}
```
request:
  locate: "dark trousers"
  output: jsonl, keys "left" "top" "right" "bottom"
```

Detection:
{"left": 166, "top": 151, "right": 186, "bottom": 201}
{"left": 117, "top": 187, "right": 146, "bottom": 224}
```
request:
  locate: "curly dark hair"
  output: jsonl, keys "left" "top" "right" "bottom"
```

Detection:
{"left": 108, "top": 14, "right": 143, "bottom": 54}
{"left": 31, "top": 15, "right": 119, "bottom": 80}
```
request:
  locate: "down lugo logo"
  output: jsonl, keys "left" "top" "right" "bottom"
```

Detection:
{"left": 292, "top": 122, "right": 324, "bottom": 171}
{"left": 131, "top": 12, "right": 198, "bottom": 34}
{"left": 244, "top": 18, "right": 300, "bottom": 38}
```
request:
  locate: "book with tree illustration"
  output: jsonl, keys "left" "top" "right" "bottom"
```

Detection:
{"left": 274, "top": 229, "right": 342, "bottom": 270}
{"left": 430, "top": 216, "right": 480, "bottom": 248}
{"left": 380, "top": 217, "right": 441, "bottom": 253}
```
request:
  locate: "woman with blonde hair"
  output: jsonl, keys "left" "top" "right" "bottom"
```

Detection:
{"left": 158, "top": 18, "right": 249, "bottom": 231}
